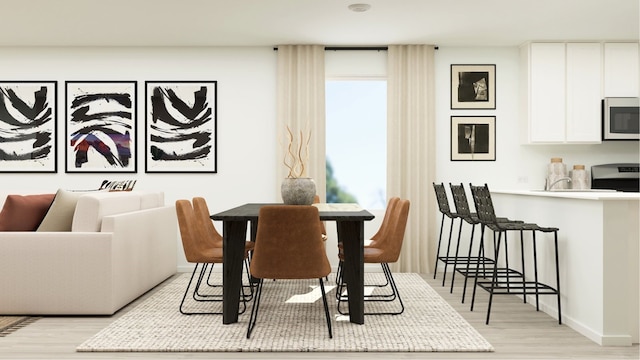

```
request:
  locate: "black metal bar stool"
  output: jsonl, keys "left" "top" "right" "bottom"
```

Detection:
{"left": 432, "top": 183, "right": 464, "bottom": 286}
{"left": 468, "top": 183, "right": 562, "bottom": 325}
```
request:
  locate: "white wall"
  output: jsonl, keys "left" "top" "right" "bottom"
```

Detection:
{"left": 1, "top": 46, "right": 638, "bottom": 273}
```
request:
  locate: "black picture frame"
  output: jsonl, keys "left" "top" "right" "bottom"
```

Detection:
{"left": 451, "top": 64, "right": 496, "bottom": 110}
{"left": 451, "top": 116, "right": 496, "bottom": 161}
{"left": 144, "top": 81, "right": 217, "bottom": 173}
{"left": 0, "top": 81, "right": 57, "bottom": 173}
{"left": 65, "top": 81, "right": 137, "bottom": 173}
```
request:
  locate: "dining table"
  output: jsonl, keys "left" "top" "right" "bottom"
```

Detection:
{"left": 210, "top": 202, "right": 375, "bottom": 325}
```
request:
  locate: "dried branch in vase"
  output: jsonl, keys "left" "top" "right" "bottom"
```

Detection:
{"left": 283, "top": 125, "right": 311, "bottom": 178}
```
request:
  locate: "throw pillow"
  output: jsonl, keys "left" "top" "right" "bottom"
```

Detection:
{"left": 99, "top": 179, "right": 137, "bottom": 191}
{"left": 37, "top": 189, "right": 91, "bottom": 232}
{"left": 0, "top": 194, "right": 55, "bottom": 231}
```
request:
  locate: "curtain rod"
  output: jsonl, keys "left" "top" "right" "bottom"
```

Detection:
{"left": 273, "top": 46, "right": 387, "bottom": 51}
{"left": 273, "top": 46, "right": 438, "bottom": 51}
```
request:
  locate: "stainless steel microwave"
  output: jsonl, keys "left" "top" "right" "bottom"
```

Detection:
{"left": 602, "top": 97, "right": 639, "bottom": 140}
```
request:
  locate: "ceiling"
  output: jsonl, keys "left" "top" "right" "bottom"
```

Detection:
{"left": 0, "top": 0, "right": 638, "bottom": 47}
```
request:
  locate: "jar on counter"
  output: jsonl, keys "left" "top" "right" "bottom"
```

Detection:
{"left": 547, "top": 157, "right": 569, "bottom": 190}
{"left": 570, "top": 164, "right": 589, "bottom": 190}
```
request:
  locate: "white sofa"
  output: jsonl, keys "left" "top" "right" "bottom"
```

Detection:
{"left": 0, "top": 190, "right": 177, "bottom": 315}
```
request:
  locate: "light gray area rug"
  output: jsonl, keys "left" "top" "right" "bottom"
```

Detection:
{"left": 77, "top": 272, "right": 493, "bottom": 352}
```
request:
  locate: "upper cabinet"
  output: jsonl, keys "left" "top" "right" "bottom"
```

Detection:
{"left": 520, "top": 42, "right": 639, "bottom": 144}
{"left": 603, "top": 42, "right": 639, "bottom": 97}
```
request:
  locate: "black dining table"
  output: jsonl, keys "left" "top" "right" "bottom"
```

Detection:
{"left": 211, "top": 202, "right": 375, "bottom": 325}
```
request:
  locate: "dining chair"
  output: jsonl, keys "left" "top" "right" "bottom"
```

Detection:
{"left": 335, "top": 197, "right": 400, "bottom": 289}
{"left": 176, "top": 199, "right": 248, "bottom": 315}
{"left": 246, "top": 205, "right": 332, "bottom": 339}
{"left": 336, "top": 198, "right": 410, "bottom": 315}
{"left": 192, "top": 196, "right": 255, "bottom": 298}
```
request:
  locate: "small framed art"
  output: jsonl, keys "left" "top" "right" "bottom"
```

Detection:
{"left": 65, "top": 81, "right": 137, "bottom": 173}
{"left": 0, "top": 81, "right": 57, "bottom": 173}
{"left": 144, "top": 81, "right": 217, "bottom": 173}
{"left": 451, "top": 116, "right": 495, "bottom": 161}
{"left": 451, "top": 64, "right": 496, "bottom": 109}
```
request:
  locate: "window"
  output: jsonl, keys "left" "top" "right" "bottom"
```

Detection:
{"left": 325, "top": 80, "right": 387, "bottom": 208}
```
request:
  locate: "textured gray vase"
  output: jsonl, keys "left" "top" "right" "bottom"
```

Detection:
{"left": 281, "top": 177, "right": 316, "bottom": 205}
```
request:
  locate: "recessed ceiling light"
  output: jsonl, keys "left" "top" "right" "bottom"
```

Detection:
{"left": 348, "top": 3, "right": 371, "bottom": 12}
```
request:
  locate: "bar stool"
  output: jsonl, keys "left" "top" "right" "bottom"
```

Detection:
{"left": 468, "top": 183, "right": 562, "bottom": 325}
{"left": 432, "top": 183, "right": 463, "bottom": 286}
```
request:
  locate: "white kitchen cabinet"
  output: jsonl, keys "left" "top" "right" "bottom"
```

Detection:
{"left": 521, "top": 42, "right": 603, "bottom": 144}
{"left": 604, "top": 42, "right": 639, "bottom": 97}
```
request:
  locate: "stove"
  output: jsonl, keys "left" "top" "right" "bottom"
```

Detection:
{"left": 591, "top": 163, "right": 640, "bottom": 192}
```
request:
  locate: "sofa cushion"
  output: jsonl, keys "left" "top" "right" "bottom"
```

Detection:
{"left": 37, "top": 189, "right": 95, "bottom": 232}
{"left": 0, "top": 194, "right": 55, "bottom": 231}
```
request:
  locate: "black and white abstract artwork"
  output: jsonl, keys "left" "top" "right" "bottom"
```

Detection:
{"left": 450, "top": 64, "right": 496, "bottom": 109}
{"left": 0, "top": 81, "right": 57, "bottom": 173}
{"left": 145, "top": 81, "right": 217, "bottom": 173}
{"left": 65, "top": 81, "right": 137, "bottom": 173}
{"left": 450, "top": 116, "right": 496, "bottom": 161}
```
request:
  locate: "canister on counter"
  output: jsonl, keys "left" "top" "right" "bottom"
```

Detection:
{"left": 571, "top": 164, "right": 589, "bottom": 190}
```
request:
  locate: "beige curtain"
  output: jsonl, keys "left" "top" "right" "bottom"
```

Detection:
{"left": 275, "top": 45, "right": 326, "bottom": 200}
{"left": 387, "top": 45, "right": 436, "bottom": 273}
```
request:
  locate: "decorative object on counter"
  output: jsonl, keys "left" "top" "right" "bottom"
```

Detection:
{"left": 281, "top": 125, "right": 316, "bottom": 205}
{"left": 570, "top": 165, "right": 589, "bottom": 190}
{"left": 546, "top": 157, "right": 570, "bottom": 190}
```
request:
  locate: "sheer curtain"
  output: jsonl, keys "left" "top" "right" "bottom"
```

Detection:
{"left": 275, "top": 45, "right": 326, "bottom": 200}
{"left": 387, "top": 45, "right": 436, "bottom": 273}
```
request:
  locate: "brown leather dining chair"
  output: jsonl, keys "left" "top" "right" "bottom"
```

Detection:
{"left": 335, "top": 197, "right": 400, "bottom": 288}
{"left": 336, "top": 198, "right": 410, "bottom": 315}
{"left": 192, "top": 196, "right": 255, "bottom": 298}
{"left": 176, "top": 199, "right": 249, "bottom": 315}
{"left": 246, "top": 205, "right": 332, "bottom": 339}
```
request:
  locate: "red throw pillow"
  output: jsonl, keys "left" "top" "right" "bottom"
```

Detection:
{"left": 0, "top": 194, "right": 55, "bottom": 231}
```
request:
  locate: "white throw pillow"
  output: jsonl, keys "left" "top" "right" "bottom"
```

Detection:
{"left": 37, "top": 189, "right": 92, "bottom": 231}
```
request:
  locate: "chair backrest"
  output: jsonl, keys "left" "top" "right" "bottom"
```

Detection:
{"left": 176, "top": 199, "right": 217, "bottom": 263}
{"left": 192, "top": 197, "right": 223, "bottom": 247}
{"left": 468, "top": 184, "right": 498, "bottom": 224}
{"left": 433, "top": 182, "right": 453, "bottom": 216}
{"left": 250, "top": 205, "right": 330, "bottom": 280}
{"left": 313, "top": 194, "right": 327, "bottom": 237}
{"left": 378, "top": 198, "right": 410, "bottom": 263}
{"left": 370, "top": 197, "right": 401, "bottom": 242}
{"left": 449, "top": 183, "right": 473, "bottom": 218}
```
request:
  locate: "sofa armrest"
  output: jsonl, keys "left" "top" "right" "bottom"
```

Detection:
{"left": 101, "top": 205, "right": 178, "bottom": 308}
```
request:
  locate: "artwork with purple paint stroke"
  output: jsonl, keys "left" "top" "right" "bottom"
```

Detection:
{"left": 65, "top": 81, "right": 137, "bottom": 173}
{"left": 0, "top": 81, "right": 57, "bottom": 173}
{"left": 145, "top": 81, "right": 217, "bottom": 173}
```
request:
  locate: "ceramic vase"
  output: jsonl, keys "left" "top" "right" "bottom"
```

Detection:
{"left": 281, "top": 177, "right": 316, "bottom": 205}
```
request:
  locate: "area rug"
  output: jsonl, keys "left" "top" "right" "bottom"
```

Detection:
{"left": 0, "top": 316, "right": 38, "bottom": 337}
{"left": 77, "top": 273, "right": 493, "bottom": 352}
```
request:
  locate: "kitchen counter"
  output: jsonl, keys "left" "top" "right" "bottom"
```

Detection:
{"left": 489, "top": 191, "right": 639, "bottom": 346}
{"left": 492, "top": 189, "right": 640, "bottom": 200}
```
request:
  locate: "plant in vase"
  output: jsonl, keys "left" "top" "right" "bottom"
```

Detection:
{"left": 281, "top": 125, "right": 316, "bottom": 205}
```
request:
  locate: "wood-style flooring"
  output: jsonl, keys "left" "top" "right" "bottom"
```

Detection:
{"left": 0, "top": 273, "right": 637, "bottom": 360}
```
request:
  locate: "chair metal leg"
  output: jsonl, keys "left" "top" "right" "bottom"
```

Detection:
{"left": 246, "top": 279, "right": 264, "bottom": 339}
{"left": 319, "top": 278, "right": 333, "bottom": 338}
{"left": 433, "top": 214, "right": 446, "bottom": 279}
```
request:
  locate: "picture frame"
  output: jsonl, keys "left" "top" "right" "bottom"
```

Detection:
{"left": 451, "top": 64, "right": 496, "bottom": 109}
{"left": 451, "top": 116, "right": 496, "bottom": 161}
{"left": 65, "top": 81, "right": 137, "bottom": 173}
{"left": 144, "top": 81, "right": 217, "bottom": 173}
{"left": 0, "top": 81, "right": 57, "bottom": 173}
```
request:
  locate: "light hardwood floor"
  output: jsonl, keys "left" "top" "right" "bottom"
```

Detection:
{"left": 1, "top": 273, "right": 637, "bottom": 360}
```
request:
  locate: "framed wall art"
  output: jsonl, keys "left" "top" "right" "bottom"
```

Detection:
{"left": 145, "top": 81, "right": 217, "bottom": 173}
{"left": 0, "top": 81, "right": 57, "bottom": 173}
{"left": 65, "top": 81, "right": 137, "bottom": 173}
{"left": 451, "top": 116, "right": 496, "bottom": 161}
{"left": 451, "top": 64, "right": 496, "bottom": 109}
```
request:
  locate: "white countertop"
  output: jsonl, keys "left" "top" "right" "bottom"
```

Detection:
{"left": 492, "top": 189, "right": 640, "bottom": 200}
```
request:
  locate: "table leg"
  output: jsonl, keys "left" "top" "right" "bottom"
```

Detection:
{"left": 222, "top": 220, "right": 247, "bottom": 324}
{"left": 337, "top": 220, "right": 365, "bottom": 324}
